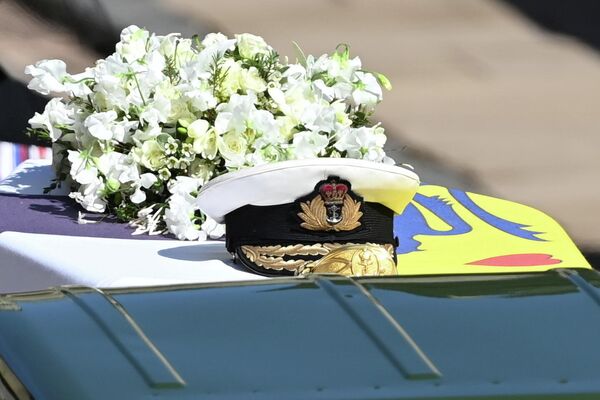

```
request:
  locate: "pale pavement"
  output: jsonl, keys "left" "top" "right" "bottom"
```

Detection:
{"left": 1, "top": 0, "right": 598, "bottom": 248}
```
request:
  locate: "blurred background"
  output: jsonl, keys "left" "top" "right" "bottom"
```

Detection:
{"left": 0, "top": 0, "right": 598, "bottom": 261}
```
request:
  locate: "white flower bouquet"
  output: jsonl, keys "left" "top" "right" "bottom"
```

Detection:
{"left": 26, "top": 25, "right": 394, "bottom": 240}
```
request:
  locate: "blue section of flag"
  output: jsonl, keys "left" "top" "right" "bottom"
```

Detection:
{"left": 448, "top": 189, "right": 544, "bottom": 241}
{"left": 394, "top": 187, "right": 546, "bottom": 255}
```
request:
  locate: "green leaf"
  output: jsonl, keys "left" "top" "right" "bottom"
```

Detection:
{"left": 292, "top": 41, "right": 307, "bottom": 67}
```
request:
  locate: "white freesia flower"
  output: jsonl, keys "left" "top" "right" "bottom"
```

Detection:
{"left": 188, "top": 119, "right": 218, "bottom": 159}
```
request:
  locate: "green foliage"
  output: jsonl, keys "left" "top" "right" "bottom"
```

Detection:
{"left": 163, "top": 40, "right": 181, "bottom": 84}
{"left": 208, "top": 54, "right": 230, "bottom": 98}
{"left": 243, "top": 50, "right": 281, "bottom": 81}
{"left": 26, "top": 128, "right": 52, "bottom": 146}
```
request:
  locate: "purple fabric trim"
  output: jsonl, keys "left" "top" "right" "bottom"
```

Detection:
{"left": 0, "top": 194, "right": 174, "bottom": 240}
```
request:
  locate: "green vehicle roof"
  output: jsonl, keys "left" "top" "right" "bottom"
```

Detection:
{"left": 1, "top": 268, "right": 600, "bottom": 399}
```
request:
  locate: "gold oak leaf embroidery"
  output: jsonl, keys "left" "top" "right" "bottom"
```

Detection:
{"left": 298, "top": 194, "right": 362, "bottom": 231}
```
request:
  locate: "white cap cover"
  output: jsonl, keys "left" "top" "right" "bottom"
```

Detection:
{"left": 198, "top": 158, "right": 420, "bottom": 223}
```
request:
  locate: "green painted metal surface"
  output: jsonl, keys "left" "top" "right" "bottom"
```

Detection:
{"left": 1, "top": 269, "right": 600, "bottom": 399}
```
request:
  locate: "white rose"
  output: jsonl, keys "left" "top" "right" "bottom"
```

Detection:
{"left": 202, "top": 32, "right": 230, "bottom": 47}
{"left": 218, "top": 131, "right": 248, "bottom": 168}
{"left": 235, "top": 33, "right": 271, "bottom": 59}
{"left": 239, "top": 67, "right": 267, "bottom": 93}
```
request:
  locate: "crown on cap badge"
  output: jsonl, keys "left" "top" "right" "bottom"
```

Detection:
{"left": 319, "top": 181, "right": 348, "bottom": 224}
{"left": 298, "top": 177, "right": 363, "bottom": 231}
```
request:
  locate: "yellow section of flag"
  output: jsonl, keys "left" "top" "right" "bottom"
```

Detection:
{"left": 395, "top": 185, "right": 590, "bottom": 275}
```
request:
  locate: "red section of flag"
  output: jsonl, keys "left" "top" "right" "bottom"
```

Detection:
{"left": 18, "top": 145, "right": 28, "bottom": 164}
{"left": 467, "top": 253, "right": 562, "bottom": 266}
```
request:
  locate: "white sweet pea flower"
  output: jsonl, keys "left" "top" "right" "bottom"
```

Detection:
{"left": 93, "top": 55, "right": 130, "bottom": 110}
{"left": 130, "top": 173, "right": 158, "bottom": 204}
{"left": 283, "top": 63, "right": 307, "bottom": 86}
{"left": 67, "top": 150, "right": 99, "bottom": 185}
{"left": 164, "top": 177, "right": 205, "bottom": 240}
{"left": 69, "top": 176, "right": 106, "bottom": 213}
{"left": 351, "top": 71, "right": 383, "bottom": 109}
{"left": 200, "top": 216, "right": 226, "bottom": 240}
{"left": 292, "top": 130, "right": 329, "bottom": 159}
{"left": 25, "top": 59, "right": 68, "bottom": 95}
{"left": 312, "top": 79, "right": 335, "bottom": 102}
{"left": 84, "top": 111, "right": 137, "bottom": 142}
{"left": 84, "top": 111, "right": 116, "bottom": 140}
{"left": 332, "top": 81, "right": 353, "bottom": 100}
{"left": 181, "top": 80, "right": 217, "bottom": 112}
{"left": 305, "top": 54, "right": 330, "bottom": 78}
{"left": 334, "top": 126, "right": 387, "bottom": 162}
{"left": 328, "top": 48, "right": 361, "bottom": 82}
{"left": 28, "top": 98, "right": 75, "bottom": 141}
{"left": 268, "top": 82, "right": 313, "bottom": 123}
{"left": 61, "top": 69, "right": 94, "bottom": 98}
{"left": 248, "top": 110, "right": 281, "bottom": 148}
{"left": 159, "top": 35, "right": 194, "bottom": 67}
{"left": 235, "top": 33, "right": 271, "bottom": 59}
{"left": 116, "top": 25, "right": 151, "bottom": 62}
{"left": 214, "top": 93, "right": 257, "bottom": 135}
{"left": 164, "top": 193, "right": 201, "bottom": 240}
{"left": 132, "top": 123, "right": 162, "bottom": 145}
{"left": 300, "top": 103, "right": 336, "bottom": 133}
{"left": 194, "top": 38, "right": 237, "bottom": 76}
{"left": 168, "top": 176, "right": 203, "bottom": 196}
{"left": 96, "top": 151, "right": 127, "bottom": 180}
